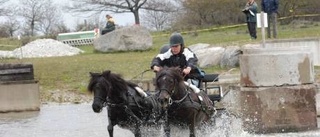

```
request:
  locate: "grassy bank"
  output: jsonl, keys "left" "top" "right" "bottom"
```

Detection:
{"left": 1, "top": 22, "right": 320, "bottom": 96}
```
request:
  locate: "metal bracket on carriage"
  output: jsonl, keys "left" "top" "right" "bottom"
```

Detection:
{"left": 184, "top": 81, "right": 200, "bottom": 93}
{"left": 134, "top": 86, "right": 147, "bottom": 97}
{"left": 183, "top": 81, "right": 204, "bottom": 101}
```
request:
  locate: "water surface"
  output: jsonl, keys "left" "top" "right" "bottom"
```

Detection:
{"left": 0, "top": 103, "right": 320, "bottom": 137}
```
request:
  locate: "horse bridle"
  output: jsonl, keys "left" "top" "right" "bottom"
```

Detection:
{"left": 159, "top": 88, "right": 173, "bottom": 105}
{"left": 158, "top": 75, "right": 189, "bottom": 105}
{"left": 94, "top": 96, "right": 107, "bottom": 107}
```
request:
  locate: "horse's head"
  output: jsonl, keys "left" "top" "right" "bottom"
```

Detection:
{"left": 155, "top": 67, "right": 185, "bottom": 109}
{"left": 88, "top": 71, "right": 112, "bottom": 113}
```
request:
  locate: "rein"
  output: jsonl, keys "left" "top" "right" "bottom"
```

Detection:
{"left": 130, "top": 69, "right": 152, "bottom": 80}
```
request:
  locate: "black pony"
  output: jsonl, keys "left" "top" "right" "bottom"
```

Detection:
{"left": 155, "top": 67, "right": 216, "bottom": 137}
{"left": 87, "top": 70, "right": 161, "bottom": 137}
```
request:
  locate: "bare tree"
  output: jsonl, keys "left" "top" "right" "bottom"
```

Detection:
{"left": 53, "top": 22, "right": 71, "bottom": 34}
{"left": 0, "top": 0, "right": 9, "bottom": 16}
{"left": 74, "top": 19, "right": 99, "bottom": 32}
{"left": 0, "top": 13, "right": 20, "bottom": 38}
{"left": 169, "top": 0, "right": 252, "bottom": 30}
{"left": 141, "top": 10, "right": 171, "bottom": 31}
{"left": 0, "top": 4, "right": 21, "bottom": 37}
{"left": 18, "top": 0, "right": 61, "bottom": 36}
{"left": 2, "top": 17, "right": 20, "bottom": 37}
{"left": 18, "top": 0, "right": 44, "bottom": 36}
{"left": 68, "top": 0, "right": 177, "bottom": 25}
{"left": 38, "top": 2, "right": 63, "bottom": 36}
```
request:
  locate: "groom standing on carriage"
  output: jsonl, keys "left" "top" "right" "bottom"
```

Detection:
{"left": 150, "top": 32, "right": 204, "bottom": 89}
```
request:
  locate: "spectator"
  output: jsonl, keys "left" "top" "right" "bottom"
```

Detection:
{"left": 243, "top": 0, "right": 258, "bottom": 40}
{"left": 261, "top": 0, "right": 279, "bottom": 38}
{"left": 101, "top": 14, "right": 116, "bottom": 35}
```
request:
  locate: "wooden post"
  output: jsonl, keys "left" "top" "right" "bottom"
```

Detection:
{"left": 17, "top": 35, "right": 23, "bottom": 59}
{"left": 261, "top": 12, "right": 266, "bottom": 48}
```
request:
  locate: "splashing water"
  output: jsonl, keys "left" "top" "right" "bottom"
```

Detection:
{"left": 0, "top": 103, "right": 319, "bottom": 137}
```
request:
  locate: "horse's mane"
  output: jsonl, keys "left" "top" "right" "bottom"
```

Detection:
{"left": 88, "top": 70, "right": 138, "bottom": 94}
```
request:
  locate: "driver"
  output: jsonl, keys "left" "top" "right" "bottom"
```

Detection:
{"left": 150, "top": 32, "right": 204, "bottom": 89}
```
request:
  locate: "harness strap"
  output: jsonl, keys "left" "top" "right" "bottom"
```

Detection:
{"left": 171, "top": 93, "right": 216, "bottom": 117}
{"left": 123, "top": 105, "right": 143, "bottom": 123}
{"left": 173, "top": 92, "right": 189, "bottom": 104}
{"left": 107, "top": 102, "right": 143, "bottom": 123}
{"left": 106, "top": 102, "right": 125, "bottom": 107}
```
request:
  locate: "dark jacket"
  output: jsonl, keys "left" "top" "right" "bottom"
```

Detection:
{"left": 105, "top": 20, "right": 115, "bottom": 32}
{"left": 151, "top": 48, "right": 203, "bottom": 79}
{"left": 101, "top": 18, "right": 116, "bottom": 35}
{"left": 243, "top": 1, "right": 258, "bottom": 22}
{"left": 261, "top": 0, "right": 279, "bottom": 14}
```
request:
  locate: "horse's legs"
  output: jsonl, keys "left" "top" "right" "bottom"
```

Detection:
{"left": 134, "top": 123, "right": 141, "bottom": 137}
{"left": 107, "top": 123, "right": 114, "bottom": 137}
{"left": 188, "top": 117, "right": 196, "bottom": 137}
{"left": 189, "top": 124, "right": 196, "bottom": 137}
{"left": 163, "top": 111, "right": 170, "bottom": 137}
{"left": 107, "top": 115, "right": 115, "bottom": 137}
{"left": 164, "top": 122, "right": 170, "bottom": 137}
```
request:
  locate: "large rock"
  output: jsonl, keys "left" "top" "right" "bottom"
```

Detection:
{"left": 189, "top": 44, "right": 225, "bottom": 68}
{"left": 220, "top": 46, "right": 241, "bottom": 68}
{"left": 94, "top": 25, "right": 152, "bottom": 52}
{"left": 189, "top": 43, "right": 210, "bottom": 52}
{"left": 198, "top": 47, "right": 225, "bottom": 67}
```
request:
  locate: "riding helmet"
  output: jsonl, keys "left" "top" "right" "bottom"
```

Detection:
{"left": 169, "top": 33, "right": 184, "bottom": 47}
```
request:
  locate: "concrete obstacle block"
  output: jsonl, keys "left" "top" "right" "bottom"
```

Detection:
{"left": 265, "top": 38, "right": 320, "bottom": 66}
{"left": 238, "top": 45, "right": 317, "bottom": 133}
{"left": 316, "top": 84, "right": 320, "bottom": 116}
{"left": 240, "top": 85, "right": 317, "bottom": 133}
{"left": 0, "top": 81, "right": 40, "bottom": 112}
{"left": 240, "top": 47, "right": 314, "bottom": 87}
{"left": 0, "top": 63, "right": 40, "bottom": 112}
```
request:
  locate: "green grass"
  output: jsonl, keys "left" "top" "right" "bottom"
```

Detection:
{"left": 1, "top": 23, "right": 320, "bottom": 93}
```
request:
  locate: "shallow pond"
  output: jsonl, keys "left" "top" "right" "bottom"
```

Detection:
{"left": 0, "top": 103, "right": 320, "bottom": 137}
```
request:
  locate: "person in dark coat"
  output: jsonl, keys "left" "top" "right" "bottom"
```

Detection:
{"left": 150, "top": 33, "right": 204, "bottom": 87}
{"left": 101, "top": 14, "right": 116, "bottom": 35}
{"left": 261, "top": 0, "right": 279, "bottom": 38}
{"left": 243, "top": 0, "right": 258, "bottom": 40}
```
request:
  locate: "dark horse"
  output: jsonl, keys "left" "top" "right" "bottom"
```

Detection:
{"left": 155, "top": 67, "right": 216, "bottom": 137}
{"left": 87, "top": 70, "right": 161, "bottom": 137}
